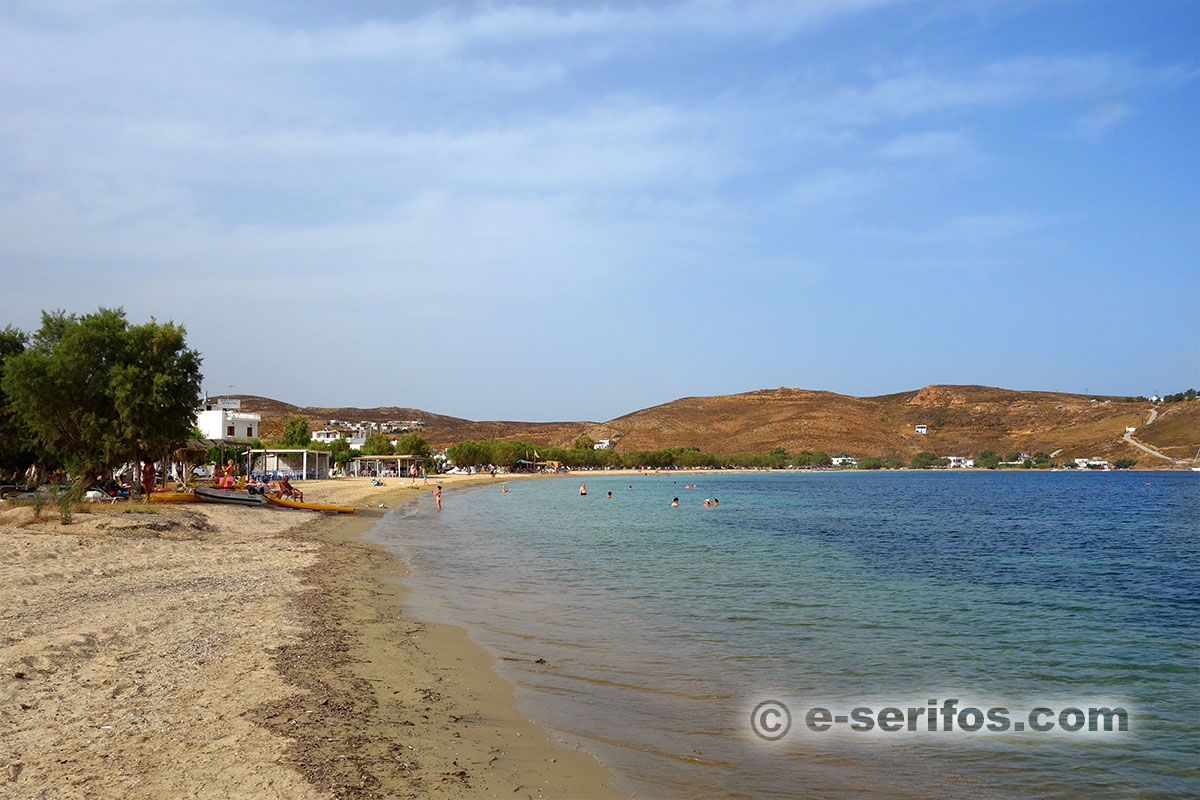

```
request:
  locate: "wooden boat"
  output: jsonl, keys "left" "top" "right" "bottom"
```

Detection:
{"left": 194, "top": 485, "right": 266, "bottom": 506}
{"left": 263, "top": 494, "right": 355, "bottom": 514}
{"left": 147, "top": 491, "right": 200, "bottom": 503}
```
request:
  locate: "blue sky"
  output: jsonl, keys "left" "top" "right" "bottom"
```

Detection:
{"left": 0, "top": 1, "right": 1196, "bottom": 420}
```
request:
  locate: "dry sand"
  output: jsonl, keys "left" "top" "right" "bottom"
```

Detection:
{"left": 0, "top": 475, "right": 623, "bottom": 799}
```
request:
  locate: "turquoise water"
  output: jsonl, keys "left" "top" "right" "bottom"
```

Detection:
{"left": 371, "top": 472, "right": 1199, "bottom": 798}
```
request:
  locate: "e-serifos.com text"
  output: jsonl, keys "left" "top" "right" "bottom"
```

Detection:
{"left": 749, "top": 699, "right": 1130, "bottom": 741}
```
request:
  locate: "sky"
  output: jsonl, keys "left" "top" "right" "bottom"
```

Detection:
{"left": 0, "top": 1, "right": 1197, "bottom": 421}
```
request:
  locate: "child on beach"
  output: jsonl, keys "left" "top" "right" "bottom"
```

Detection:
{"left": 431, "top": 486, "right": 442, "bottom": 511}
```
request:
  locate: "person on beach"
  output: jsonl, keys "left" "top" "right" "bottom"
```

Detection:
{"left": 671, "top": 497, "right": 679, "bottom": 507}
{"left": 579, "top": 482, "right": 587, "bottom": 496}
{"left": 278, "top": 476, "right": 302, "bottom": 502}
{"left": 141, "top": 460, "right": 155, "bottom": 498}
{"left": 432, "top": 485, "right": 442, "bottom": 511}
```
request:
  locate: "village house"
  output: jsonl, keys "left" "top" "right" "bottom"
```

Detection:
{"left": 915, "top": 424, "right": 928, "bottom": 434}
{"left": 945, "top": 456, "right": 974, "bottom": 468}
{"left": 195, "top": 398, "right": 260, "bottom": 440}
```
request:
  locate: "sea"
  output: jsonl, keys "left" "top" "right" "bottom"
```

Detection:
{"left": 367, "top": 471, "right": 1199, "bottom": 799}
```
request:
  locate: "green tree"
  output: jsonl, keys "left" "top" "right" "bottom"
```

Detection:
{"left": 976, "top": 450, "right": 1001, "bottom": 469}
{"left": 0, "top": 325, "right": 37, "bottom": 481}
{"left": 279, "top": 415, "right": 311, "bottom": 447}
{"left": 857, "top": 456, "right": 885, "bottom": 470}
{"left": 1113, "top": 458, "right": 1138, "bottom": 469}
{"left": 911, "top": 451, "right": 944, "bottom": 469}
{"left": 573, "top": 434, "right": 596, "bottom": 451}
{"left": 2, "top": 309, "right": 202, "bottom": 490}
{"left": 393, "top": 433, "right": 430, "bottom": 459}
{"left": 361, "top": 433, "right": 393, "bottom": 455}
{"left": 883, "top": 456, "right": 905, "bottom": 469}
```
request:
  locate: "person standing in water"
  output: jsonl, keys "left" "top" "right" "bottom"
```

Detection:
{"left": 580, "top": 482, "right": 587, "bottom": 496}
{"left": 431, "top": 485, "right": 442, "bottom": 511}
{"left": 671, "top": 497, "right": 679, "bottom": 507}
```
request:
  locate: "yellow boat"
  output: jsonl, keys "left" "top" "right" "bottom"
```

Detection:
{"left": 263, "top": 494, "right": 355, "bottom": 514}
{"left": 147, "top": 491, "right": 200, "bottom": 503}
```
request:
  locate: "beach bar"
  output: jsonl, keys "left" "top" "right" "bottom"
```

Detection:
{"left": 348, "top": 455, "right": 424, "bottom": 477}
{"left": 248, "top": 448, "right": 331, "bottom": 480}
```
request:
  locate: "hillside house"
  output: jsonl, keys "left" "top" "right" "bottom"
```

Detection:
{"left": 195, "top": 398, "right": 260, "bottom": 440}
{"left": 915, "top": 424, "right": 928, "bottom": 434}
{"left": 593, "top": 439, "right": 616, "bottom": 450}
{"left": 311, "top": 429, "right": 367, "bottom": 449}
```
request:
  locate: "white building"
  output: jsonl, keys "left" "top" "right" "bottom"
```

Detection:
{"left": 832, "top": 455, "right": 858, "bottom": 467}
{"left": 945, "top": 456, "right": 974, "bottom": 468}
{"left": 593, "top": 439, "right": 616, "bottom": 450}
{"left": 195, "top": 398, "right": 260, "bottom": 440}
{"left": 311, "top": 429, "right": 367, "bottom": 449}
{"left": 1074, "top": 457, "right": 1111, "bottom": 470}
{"left": 914, "top": 424, "right": 928, "bottom": 434}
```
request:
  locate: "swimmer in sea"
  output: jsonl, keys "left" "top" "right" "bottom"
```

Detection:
{"left": 703, "top": 499, "right": 712, "bottom": 507}
{"left": 607, "top": 491, "right": 612, "bottom": 498}
{"left": 712, "top": 498, "right": 718, "bottom": 507}
{"left": 628, "top": 484, "right": 633, "bottom": 490}
{"left": 671, "top": 497, "right": 679, "bottom": 507}
{"left": 580, "top": 482, "right": 587, "bottom": 496}
{"left": 502, "top": 485, "right": 508, "bottom": 493}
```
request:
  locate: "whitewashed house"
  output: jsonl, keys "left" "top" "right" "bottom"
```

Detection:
{"left": 945, "top": 456, "right": 974, "bottom": 468}
{"left": 195, "top": 398, "right": 260, "bottom": 440}
{"left": 915, "top": 424, "right": 928, "bottom": 434}
{"left": 831, "top": 455, "right": 858, "bottom": 468}
{"left": 311, "top": 429, "right": 367, "bottom": 449}
{"left": 593, "top": 439, "right": 616, "bottom": 450}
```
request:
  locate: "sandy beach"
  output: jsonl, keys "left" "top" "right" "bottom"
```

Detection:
{"left": 0, "top": 475, "right": 623, "bottom": 799}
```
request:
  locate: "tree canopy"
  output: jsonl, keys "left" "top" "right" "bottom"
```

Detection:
{"left": 279, "top": 416, "right": 312, "bottom": 447}
{"left": 1, "top": 309, "right": 202, "bottom": 484}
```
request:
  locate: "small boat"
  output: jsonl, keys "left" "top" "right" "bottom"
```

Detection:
{"left": 194, "top": 485, "right": 266, "bottom": 506}
{"left": 263, "top": 494, "right": 355, "bottom": 514}
{"left": 147, "top": 491, "right": 200, "bottom": 503}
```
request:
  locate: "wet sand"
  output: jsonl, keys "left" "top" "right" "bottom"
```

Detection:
{"left": 0, "top": 475, "right": 623, "bottom": 799}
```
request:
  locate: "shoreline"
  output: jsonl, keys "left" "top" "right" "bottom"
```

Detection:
{"left": 0, "top": 474, "right": 623, "bottom": 799}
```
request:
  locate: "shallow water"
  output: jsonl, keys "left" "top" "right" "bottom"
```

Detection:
{"left": 371, "top": 472, "right": 1199, "bottom": 798}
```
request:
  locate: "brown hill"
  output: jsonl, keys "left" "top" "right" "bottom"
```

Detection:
{"left": 585, "top": 385, "right": 1191, "bottom": 466}
{"left": 222, "top": 386, "right": 1199, "bottom": 469}
{"left": 222, "top": 395, "right": 589, "bottom": 448}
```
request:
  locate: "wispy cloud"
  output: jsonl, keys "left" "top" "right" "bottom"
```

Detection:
{"left": 1070, "top": 102, "right": 1130, "bottom": 138}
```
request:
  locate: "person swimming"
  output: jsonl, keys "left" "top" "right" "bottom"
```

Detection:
{"left": 671, "top": 497, "right": 679, "bottom": 507}
{"left": 712, "top": 498, "right": 719, "bottom": 506}
{"left": 580, "top": 482, "right": 587, "bottom": 496}
{"left": 502, "top": 484, "right": 508, "bottom": 493}
{"left": 607, "top": 491, "right": 612, "bottom": 498}
{"left": 703, "top": 499, "right": 712, "bottom": 507}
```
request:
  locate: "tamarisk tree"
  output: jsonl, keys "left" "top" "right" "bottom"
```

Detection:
{"left": 1, "top": 308, "right": 203, "bottom": 488}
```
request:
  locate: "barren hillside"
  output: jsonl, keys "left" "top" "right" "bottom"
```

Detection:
{"left": 223, "top": 386, "right": 1199, "bottom": 468}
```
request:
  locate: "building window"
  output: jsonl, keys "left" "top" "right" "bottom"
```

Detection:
{"left": 247, "top": 427, "right": 253, "bottom": 437}
{"left": 227, "top": 426, "right": 234, "bottom": 436}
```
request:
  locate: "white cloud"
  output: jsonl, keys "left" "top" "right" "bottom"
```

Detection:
{"left": 1070, "top": 103, "right": 1130, "bottom": 138}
